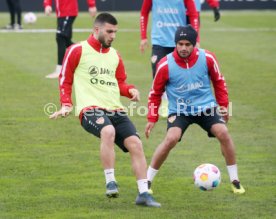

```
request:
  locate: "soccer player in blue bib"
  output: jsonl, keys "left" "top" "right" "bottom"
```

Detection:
{"left": 145, "top": 25, "right": 245, "bottom": 195}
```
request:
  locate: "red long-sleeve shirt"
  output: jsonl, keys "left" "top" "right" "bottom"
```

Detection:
{"left": 140, "top": 0, "right": 199, "bottom": 42}
{"left": 148, "top": 48, "right": 228, "bottom": 123}
{"left": 43, "top": 0, "right": 96, "bottom": 17}
{"left": 205, "top": 0, "right": 219, "bottom": 9}
{"left": 59, "top": 35, "right": 134, "bottom": 119}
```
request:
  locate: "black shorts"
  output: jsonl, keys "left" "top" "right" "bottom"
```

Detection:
{"left": 152, "top": 45, "right": 174, "bottom": 78}
{"left": 167, "top": 108, "right": 225, "bottom": 140}
{"left": 81, "top": 109, "right": 139, "bottom": 153}
{"left": 57, "top": 16, "right": 76, "bottom": 38}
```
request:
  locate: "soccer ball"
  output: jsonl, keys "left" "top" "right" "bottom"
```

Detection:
{"left": 193, "top": 163, "right": 221, "bottom": 191}
{"left": 23, "top": 12, "right": 37, "bottom": 24}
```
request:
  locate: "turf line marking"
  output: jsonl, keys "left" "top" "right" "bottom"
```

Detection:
{"left": 1, "top": 28, "right": 276, "bottom": 33}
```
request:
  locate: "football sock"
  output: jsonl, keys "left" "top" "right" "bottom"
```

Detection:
{"left": 147, "top": 166, "right": 159, "bottom": 182}
{"left": 137, "top": 179, "right": 149, "bottom": 194}
{"left": 227, "top": 164, "right": 239, "bottom": 182}
{"left": 104, "top": 169, "right": 116, "bottom": 184}
{"left": 55, "top": 65, "right": 62, "bottom": 74}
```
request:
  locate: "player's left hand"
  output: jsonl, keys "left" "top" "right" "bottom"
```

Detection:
{"left": 89, "top": 7, "right": 97, "bottom": 17}
{"left": 145, "top": 122, "right": 155, "bottom": 138}
{"left": 140, "top": 39, "right": 148, "bottom": 53}
{"left": 218, "top": 106, "right": 229, "bottom": 123}
{"left": 45, "top": 6, "right": 52, "bottom": 16}
{"left": 213, "top": 7, "right": 220, "bottom": 22}
{"left": 129, "top": 88, "right": 140, "bottom": 102}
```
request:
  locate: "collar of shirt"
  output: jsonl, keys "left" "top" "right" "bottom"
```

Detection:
{"left": 172, "top": 47, "right": 199, "bottom": 68}
{"left": 87, "top": 34, "right": 111, "bottom": 54}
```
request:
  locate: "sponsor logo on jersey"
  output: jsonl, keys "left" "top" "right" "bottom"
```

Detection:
{"left": 176, "top": 81, "right": 204, "bottom": 93}
{"left": 157, "top": 7, "right": 179, "bottom": 14}
{"left": 99, "top": 68, "right": 115, "bottom": 76}
{"left": 90, "top": 78, "right": 116, "bottom": 86}
{"left": 89, "top": 66, "right": 115, "bottom": 77}
{"left": 156, "top": 21, "right": 180, "bottom": 28}
{"left": 89, "top": 66, "right": 99, "bottom": 77}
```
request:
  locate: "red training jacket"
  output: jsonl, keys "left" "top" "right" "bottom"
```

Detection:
{"left": 147, "top": 48, "right": 229, "bottom": 123}
{"left": 205, "top": 0, "right": 220, "bottom": 9}
{"left": 43, "top": 0, "right": 96, "bottom": 17}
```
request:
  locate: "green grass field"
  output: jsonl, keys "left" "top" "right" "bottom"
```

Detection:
{"left": 0, "top": 11, "right": 276, "bottom": 219}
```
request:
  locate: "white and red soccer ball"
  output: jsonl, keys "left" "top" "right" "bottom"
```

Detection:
{"left": 193, "top": 163, "right": 221, "bottom": 191}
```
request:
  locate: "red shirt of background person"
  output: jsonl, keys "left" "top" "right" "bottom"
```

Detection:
{"left": 43, "top": 0, "right": 97, "bottom": 17}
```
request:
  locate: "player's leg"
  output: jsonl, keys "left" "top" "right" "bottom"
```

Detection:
{"left": 63, "top": 17, "right": 75, "bottom": 47}
{"left": 147, "top": 114, "right": 189, "bottom": 191}
{"left": 6, "top": 0, "right": 15, "bottom": 28}
{"left": 124, "top": 136, "right": 147, "bottom": 184}
{"left": 46, "top": 17, "right": 76, "bottom": 78}
{"left": 13, "top": 0, "right": 22, "bottom": 28}
{"left": 81, "top": 110, "right": 119, "bottom": 198}
{"left": 199, "top": 108, "right": 245, "bottom": 194}
{"left": 113, "top": 113, "right": 160, "bottom": 207}
{"left": 211, "top": 123, "right": 245, "bottom": 194}
{"left": 149, "top": 126, "right": 181, "bottom": 171}
{"left": 211, "top": 123, "right": 236, "bottom": 165}
{"left": 151, "top": 45, "right": 174, "bottom": 78}
{"left": 46, "top": 17, "right": 65, "bottom": 78}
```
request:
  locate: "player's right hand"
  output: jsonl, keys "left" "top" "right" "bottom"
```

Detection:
{"left": 89, "top": 7, "right": 97, "bottom": 17}
{"left": 49, "top": 105, "right": 73, "bottom": 120}
{"left": 145, "top": 122, "right": 155, "bottom": 139}
{"left": 140, "top": 39, "right": 148, "bottom": 53}
{"left": 45, "top": 6, "right": 52, "bottom": 16}
{"left": 218, "top": 106, "right": 229, "bottom": 123}
{"left": 129, "top": 88, "right": 140, "bottom": 102}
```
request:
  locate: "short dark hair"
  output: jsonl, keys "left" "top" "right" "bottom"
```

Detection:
{"left": 94, "top": 12, "right": 118, "bottom": 26}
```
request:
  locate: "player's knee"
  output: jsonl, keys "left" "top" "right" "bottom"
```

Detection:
{"left": 125, "top": 137, "right": 143, "bottom": 154}
{"left": 216, "top": 128, "right": 231, "bottom": 142}
{"left": 56, "top": 33, "right": 68, "bottom": 43}
{"left": 164, "top": 134, "right": 179, "bottom": 149}
{"left": 56, "top": 33, "right": 64, "bottom": 44}
{"left": 100, "top": 125, "right": 115, "bottom": 139}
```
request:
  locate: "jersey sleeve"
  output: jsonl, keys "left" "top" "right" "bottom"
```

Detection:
{"left": 115, "top": 52, "right": 135, "bottom": 98}
{"left": 184, "top": 0, "right": 200, "bottom": 42}
{"left": 140, "top": 0, "right": 152, "bottom": 40}
{"left": 205, "top": 50, "right": 229, "bottom": 108}
{"left": 206, "top": 0, "right": 220, "bottom": 8}
{"left": 43, "top": 0, "right": 52, "bottom": 7}
{"left": 59, "top": 44, "right": 82, "bottom": 106}
{"left": 147, "top": 57, "right": 169, "bottom": 122}
{"left": 87, "top": 0, "right": 96, "bottom": 7}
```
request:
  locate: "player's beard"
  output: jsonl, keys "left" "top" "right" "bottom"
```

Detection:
{"left": 178, "top": 49, "right": 190, "bottom": 58}
{"left": 98, "top": 35, "right": 111, "bottom": 48}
